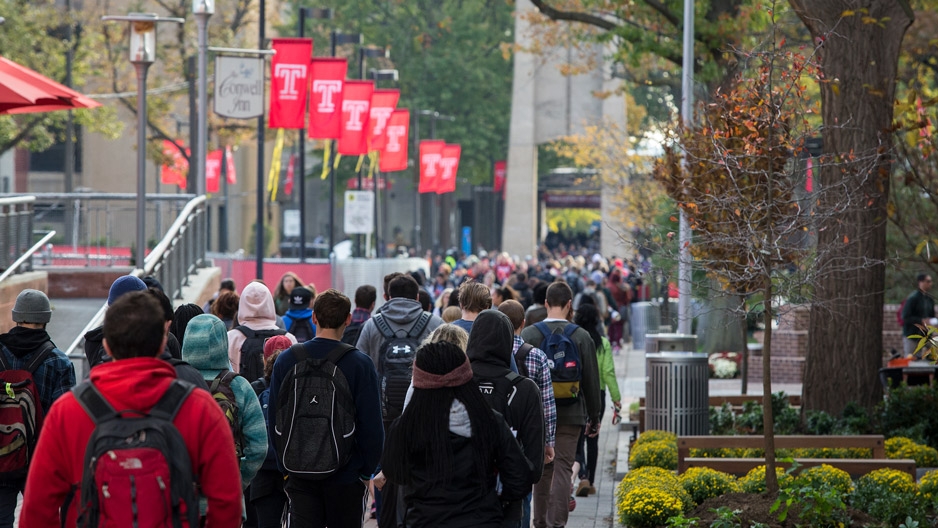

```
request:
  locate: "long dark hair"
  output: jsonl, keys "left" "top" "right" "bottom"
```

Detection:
{"left": 170, "top": 303, "right": 204, "bottom": 345}
{"left": 574, "top": 302, "right": 604, "bottom": 352}
{"left": 382, "top": 342, "right": 500, "bottom": 488}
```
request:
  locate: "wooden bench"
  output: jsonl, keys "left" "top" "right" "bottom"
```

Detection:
{"left": 676, "top": 435, "right": 916, "bottom": 478}
{"left": 638, "top": 394, "right": 802, "bottom": 433}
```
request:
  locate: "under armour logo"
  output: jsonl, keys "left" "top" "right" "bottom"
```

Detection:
{"left": 274, "top": 64, "right": 307, "bottom": 101}
{"left": 310, "top": 395, "right": 319, "bottom": 404}
{"left": 343, "top": 100, "right": 370, "bottom": 131}
{"left": 313, "top": 80, "right": 342, "bottom": 112}
{"left": 391, "top": 345, "right": 412, "bottom": 355}
{"left": 386, "top": 125, "right": 406, "bottom": 153}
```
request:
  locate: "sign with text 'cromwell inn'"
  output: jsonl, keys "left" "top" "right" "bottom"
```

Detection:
{"left": 214, "top": 56, "right": 265, "bottom": 119}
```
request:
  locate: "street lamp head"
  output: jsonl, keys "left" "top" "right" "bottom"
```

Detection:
{"left": 333, "top": 32, "right": 363, "bottom": 46}
{"left": 193, "top": 0, "right": 215, "bottom": 15}
{"left": 369, "top": 68, "right": 399, "bottom": 82}
{"left": 0, "top": 17, "right": 5, "bottom": 25}
{"left": 304, "top": 7, "right": 334, "bottom": 19}
{"left": 101, "top": 13, "right": 184, "bottom": 65}
{"left": 360, "top": 46, "right": 389, "bottom": 59}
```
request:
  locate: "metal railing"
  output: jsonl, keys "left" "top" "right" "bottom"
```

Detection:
{"left": 0, "top": 196, "right": 37, "bottom": 272}
{"left": 64, "top": 195, "right": 208, "bottom": 376}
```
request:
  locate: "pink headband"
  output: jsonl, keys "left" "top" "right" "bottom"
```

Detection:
{"left": 412, "top": 356, "right": 473, "bottom": 389}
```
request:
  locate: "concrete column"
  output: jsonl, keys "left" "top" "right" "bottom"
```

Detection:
{"left": 502, "top": 0, "right": 539, "bottom": 257}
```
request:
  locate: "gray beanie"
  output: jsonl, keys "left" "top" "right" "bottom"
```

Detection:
{"left": 12, "top": 289, "right": 52, "bottom": 324}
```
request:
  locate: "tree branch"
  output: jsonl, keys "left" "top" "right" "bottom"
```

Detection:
{"left": 638, "top": 0, "right": 680, "bottom": 28}
{"left": 528, "top": 0, "right": 618, "bottom": 31}
{"left": 0, "top": 117, "right": 45, "bottom": 156}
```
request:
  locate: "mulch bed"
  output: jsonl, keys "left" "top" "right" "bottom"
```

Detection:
{"left": 687, "top": 492, "right": 879, "bottom": 527}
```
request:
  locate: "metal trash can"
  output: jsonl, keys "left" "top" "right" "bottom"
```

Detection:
{"left": 645, "top": 334, "right": 708, "bottom": 435}
{"left": 631, "top": 302, "right": 661, "bottom": 349}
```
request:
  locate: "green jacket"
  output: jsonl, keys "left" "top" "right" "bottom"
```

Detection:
{"left": 597, "top": 336, "right": 621, "bottom": 403}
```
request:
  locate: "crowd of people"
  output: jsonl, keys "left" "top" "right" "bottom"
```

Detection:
{"left": 0, "top": 249, "right": 643, "bottom": 527}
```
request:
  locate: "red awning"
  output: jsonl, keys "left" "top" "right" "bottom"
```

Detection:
{"left": 0, "top": 56, "right": 101, "bottom": 115}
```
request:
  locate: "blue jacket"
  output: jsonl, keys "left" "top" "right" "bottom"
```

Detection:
{"left": 281, "top": 308, "right": 315, "bottom": 339}
{"left": 269, "top": 337, "right": 384, "bottom": 484}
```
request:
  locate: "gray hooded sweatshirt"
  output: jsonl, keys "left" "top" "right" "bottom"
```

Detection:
{"left": 356, "top": 297, "right": 442, "bottom": 369}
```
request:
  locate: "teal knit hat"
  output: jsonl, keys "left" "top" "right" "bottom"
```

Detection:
{"left": 181, "top": 314, "right": 231, "bottom": 376}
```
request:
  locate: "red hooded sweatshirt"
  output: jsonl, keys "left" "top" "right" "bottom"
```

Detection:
{"left": 20, "top": 357, "right": 242, "bottom": 528}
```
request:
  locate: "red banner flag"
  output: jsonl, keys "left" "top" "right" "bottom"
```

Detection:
{"left": 308, "top": 58, "right": 347, "bottom": 139}
{"left": 161, "top": 140, "right": 189, "bottom": 190}
{"left": 494, "top": 160, "right": 507, "bottom": 194}
{"left": 368, "top": 89, "right": 400, "bottom": 152}
{"left": 418, "top": 140, "right": 445, "bottom": 193}
{"left": 206, "top": 149, "right": 223, "bottom": 193}
{"left": 284, "top": 153, "right": 296, "bottom": 196}
{"left": 337, "top": 81, "right": 374, "bottom": 155}
{"left": 269, "top": 38, "right": 313, "bottom": 129}
{"left": 380, "top": 109, "right": 410, "bottom": 172}
{"left": 225, "top": 146, "right": 237, "bottom": 184}
{"left": 436, "top": 144, "right": 461, "bottom": 195}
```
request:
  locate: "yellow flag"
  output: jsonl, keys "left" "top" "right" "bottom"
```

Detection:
{"left": 320, "top": 140, "right": 332, "bottom": 180}
{"left": 355, "top": 154, "right": 365, "bottom": 173}
{"left": 267, "top": 129, "right": 285, "bottom": 202}
{"left": 368, "top": 151, "right": 379, "bottom": 179}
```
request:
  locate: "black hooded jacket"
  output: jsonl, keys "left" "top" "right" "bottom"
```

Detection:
{"left": 467, "top": 310, "right": 544, "bottom": 484}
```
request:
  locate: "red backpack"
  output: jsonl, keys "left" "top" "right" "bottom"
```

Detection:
{"left": 0, "top": 342, "right": 54, "bottom": 478}
{"left": 898, "top": 298, "right": 907, "bottom": 327}
{"left": 74, "top": 379, "right": 200, "bottom": 528}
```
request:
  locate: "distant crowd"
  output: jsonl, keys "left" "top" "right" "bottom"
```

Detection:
{"left": 0, "top": 248, "right": 643, "bottom": 527}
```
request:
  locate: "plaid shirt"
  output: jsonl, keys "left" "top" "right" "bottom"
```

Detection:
{"left": 351, "top": 308, "right": 372, "bottom": 325}
{"left": 0, "top": 344, "right": 76, "bottom": 412}
{"left": 513, "top": 335, "right": 556, "bottom": 447}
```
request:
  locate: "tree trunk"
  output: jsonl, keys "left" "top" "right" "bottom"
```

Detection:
{"left": 763, "top": 284, "right": 778, "bottom": 494}
{"left": 788, "top": 0, "right": 914, "bottom": 414}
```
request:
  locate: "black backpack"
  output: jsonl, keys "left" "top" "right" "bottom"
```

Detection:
{"left": 340, "top": 321, "right": 365, "bottom": 346}
{"left": 476, "top": 371, "right": 526, "bottom": 419}
{"left": 275, "top": 342, "right": 357, "bottom": 479}
{"left": 73, "top": 380, "right": 199, "bottom": 528}
{"left": 235, "top": 326, "right": 287, "bottom": 383}
{"left": 373, "top": 312, "right": 431, "bottom": 421}
{"left": 288, "top": 317, "right": 316, "bottom": 343}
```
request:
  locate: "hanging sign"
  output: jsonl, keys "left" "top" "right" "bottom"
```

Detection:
{"left": 214, "top": 55, "right": 265, "bottom": 119}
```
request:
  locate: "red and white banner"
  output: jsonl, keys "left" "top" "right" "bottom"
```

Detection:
{"left": 284, "top": 154, "right": 296, "bottom": 196}
{"left": 418, "top": 140, "right": 445, "bottom": 193}
{"left": 436, "top": 144, "right": 461, "bottom": 195}
{"left": 347, "top": 177, "right": 392, "bottom": 190}
{"left": 206, "top": 149, "right": 223, "bottom": 193}
{"left": 161, "top": 140, "right": 189, "bottom": 190}
{"left": 308, "top": 58, "right": 347, "bottom": 139}
{"left": 494, "top": 160, "right": 507, "bottom": 194}
{"left": 368, "top": 89, "right": 400, "bottom": 152}
{"left": 380, "top": 109, "right": 410, "bottom": 172}
{"left": 337, "top": 81, "right": 374, "bottom": 156}
{"left": 268, "top": 38, "right": 313, "bottom": 129}
{"left": 225, "top": 146, "right": 237, "bottom": 184}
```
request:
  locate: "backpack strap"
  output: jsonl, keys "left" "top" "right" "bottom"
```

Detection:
{"left": 290, "top": 342, "right": 308, "bottom": 363}
{"left": 325, "top": 342, "right": 356, "bottom": 366}
{"left": 73, "top": 382, "right": 119, "bottom": 424}
{"left": 149, "top": 379, "right": 195, "bottom": 422}
{"left": 373, "top": 313, "right": 396, "bottom": 339}
{"left": 0, "top": 341, "right": 55, "bottom": 373}
{"left": 534, "top": 321, "right": 553, "bottom": 341}
{"left": 235, "top": 325, "right": 256, "bottom": 339}
{"left": 515, "top": 343, "right": 533, "bottom": 378}
{"left": 0, "top": 347, "right": 11, "bottom": 372}
{"left": 562, "top": 323, "right": 579, "bottom": 339}
{"left": 407, "top": 312, "right": 432, "bottom": 339}
{"left": 210, "top": 370, "right": 239, "bottom": 393}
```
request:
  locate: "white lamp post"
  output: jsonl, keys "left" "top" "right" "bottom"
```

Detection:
{"left": 193, "top": 0, "right": 215, "bottom": 197}
{"left": 101, "top": 13, "right": 184, "bottom": 269}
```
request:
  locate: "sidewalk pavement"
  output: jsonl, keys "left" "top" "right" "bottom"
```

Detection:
{"left": 366, "top": 341, "right": 803, "bottom": 528}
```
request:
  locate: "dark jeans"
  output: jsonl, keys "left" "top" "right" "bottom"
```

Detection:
{"left": 285, "top": 478, "right": 367, "bottom": 528}
{"left": 253, "top": 490, "right": 288, "bottom": 528}
{"left": 577, "top": 390, "right": 606, "bottom": 484}
{"left": 0, "top": 479, "right": 23, "bottom": 528}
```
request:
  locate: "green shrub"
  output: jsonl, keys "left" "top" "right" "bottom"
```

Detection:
{"left": 630, "top": 440, "right": 678, "bottom": 471}
{"left": 792, "top": 447, "right": 872, "bottom": 459}
{"left": 679, "top": 467, "right": 739, "bottom": 505}
{"left": 851, "top": 468, "right": 926, "bottom": 526}
{"left": 919, "top": 470, "right": 938, "bottom": 503}
{"left": 879, "top": 383, "right": 938, "bottom": 449}
{"left": 886, "top": 437, "right": 919, "bottom": 457}
{"left": 709, "top": 402, "right": 736, "bottom": 435}
{"left": 738, "top": 465, "right": 793, "bottom": 493}
{"left": 635, "top": 429, "right": 677, "bottom": 447}
{"left": 793, "top": 464, "right": 853, "bottom": 495}
{"left": 618, "top": 486, "right": 685, "bottom": 528}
